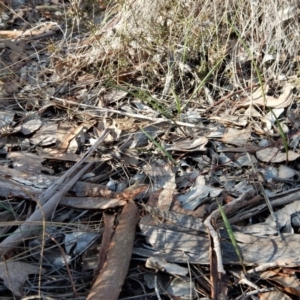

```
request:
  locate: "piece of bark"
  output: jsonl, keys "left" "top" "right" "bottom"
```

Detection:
{"left": 93, "top": 212, "right": 115, "bottom": 283}
{"left": 136, "top": 224, "right": 300, "bottom": 267}
{"left": 87, "top": 201, "right": 139, "bottom": 300}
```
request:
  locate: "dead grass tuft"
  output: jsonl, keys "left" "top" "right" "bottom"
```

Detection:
{"left": 50, "top": 0, "right": 300, "bottom": 112}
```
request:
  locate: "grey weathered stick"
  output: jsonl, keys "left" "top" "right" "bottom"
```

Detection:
{"left": 204, "top": 215, "right": 226, "bottom": 274}
{"left": 0, "top": 129, "right": 109, "bottom": 257}
{"left": 0, "top": 162, "right": 92, "bottom": 256}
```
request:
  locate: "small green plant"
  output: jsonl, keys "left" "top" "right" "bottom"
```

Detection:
{"left": 216, "top": 199, "right": 247, "bottom": 274}
{"left": 140, "top": 127, "right": 184, "bottom": 173}
{"left": 140, "top": 127, "right": 174, "bottom": 162}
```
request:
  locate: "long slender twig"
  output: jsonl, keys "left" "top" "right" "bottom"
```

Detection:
{"left": 50, "top": 96, "right": 204, "bottom": 128}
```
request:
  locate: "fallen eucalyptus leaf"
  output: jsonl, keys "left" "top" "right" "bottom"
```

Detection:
{"left": 256, "top": 147, "right": 300, "bottom": 163}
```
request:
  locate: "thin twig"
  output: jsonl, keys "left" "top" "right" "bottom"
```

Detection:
{"left": 50, "top": 96, "right": 203, "bottom": 128}
{"left": 204, "top": 215, "right": 226, "bottom": 274}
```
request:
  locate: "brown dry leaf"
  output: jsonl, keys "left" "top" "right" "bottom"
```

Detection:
{"left": 221, "top": 127, "right": 251, "bottom": 146}
{"left": 77, "top": 73, "right": 96, "bottom": 84}
{"left": 157, "top": 164, "right": 176, "bottom": 211}
{"left": 244, "top": 106, "right": 262, "bottom": 117}
{"left": 0, "top": 40, "right": 27, "bottom": 64}
{"left": 54, "top": 61, "right": 67, "bottom": 77}
{"left": 116, "top": 184, "right": 148, "bottom": 201}
{"left": 7, "top": 40, "right": 27, "bottom": 63}
{"left": 256, "top": 147, "right": 300, "bottom": 163}
{"left": 56, "top": 122, "right": 75, "bottom": 152}
{"left": 30, "top": 122, "right": 57, "bottom": 146}
{"left": 8, "top": 152, "right": 54, "bottom": 174}
{"left": 260, "top": 269, "right": 300, "bottom": 297}
{"left": 252, "top": 84, "right": 269, "bottom": 99}
{"left": 278, "top": 165, "right": 298, "bottom": 179}
{"left": 210, "top": 114, "right": 248, "bottom": 126}
{"left": 3, "top": 80, "right": 20, "bottom": 94}
{"left": 171, "top": 198, "right": 209, "bottom": 219}
{"left": 102, "top": 88, "right": 128, "bottom": 104}
{"left": 20, "top": 119, "right": 42, "bottom": 135}
{"left": 259, "top": 290, "right": 292, "bottom": 300}
{"left": 146, "top": 257, "right": 188, "bottom": 276}
{"left": 240, "top": 84, "right": 294, "bottom": 108}
{"left": 56, "top": 122, "right": 95, "bottom": 153}
{"left": 0, "top": 261, "right": 45, "bottom": 297}
{"left": 167, "top": 137, "right": 208, "bottom": 152}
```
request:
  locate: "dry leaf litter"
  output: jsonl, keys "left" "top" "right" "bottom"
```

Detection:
{"left": 1, "top": 0, "right": 300, "bottom": 299}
